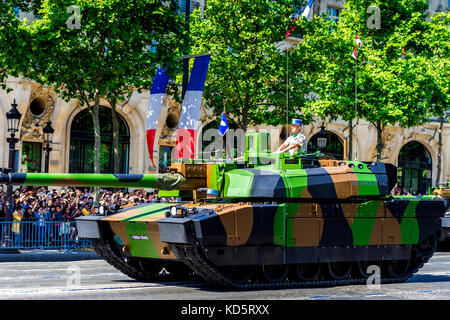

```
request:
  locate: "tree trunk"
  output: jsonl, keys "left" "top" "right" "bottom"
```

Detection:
{"left": 92, "top": 97, "right": 101, "bottom": 209}
{"left": 111, "top": 101, "right": 120, "bottom": 173}
{"left": 348, "top": 119, "right": 353, "bottom": 160}
{"left": 92, "top": 103, "right": 101, "bottom": 174}
{"left": 242, "top": 93, "right": 249, "bottom": 132}
{"left": 436, "top": 116, "right": 444, "bottom": 186}
{"left": 376, "top": 120, "right": 383, "bottom": 161}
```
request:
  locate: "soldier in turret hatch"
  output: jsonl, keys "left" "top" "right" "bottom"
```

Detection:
{"left": 275, "top": 119, "right": 307, "bottom": 156}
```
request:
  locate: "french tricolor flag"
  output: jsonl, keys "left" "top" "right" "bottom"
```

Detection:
{"left": 175, "top": 54, "right": 211, "bottom": 160}
{"left": 352, "top": 33, "right": 362, "bottom": 60}
{"left": 146, "top": 68, "right": 170, "bottom": 167}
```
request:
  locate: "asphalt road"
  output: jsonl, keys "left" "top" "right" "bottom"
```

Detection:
{"left": 0, "top": 250, "right": 449, "bottom": 301}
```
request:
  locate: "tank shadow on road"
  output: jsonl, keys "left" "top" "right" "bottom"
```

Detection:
{"left": 111, "top": 273, "right": 450, "bottom": 293}
{"left": 406, "top": 274, "right": 450, "bottom": 283}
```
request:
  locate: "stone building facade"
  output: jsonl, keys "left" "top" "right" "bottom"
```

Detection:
{"left": 0, "top": 0, "right": 448, "bottom": 194}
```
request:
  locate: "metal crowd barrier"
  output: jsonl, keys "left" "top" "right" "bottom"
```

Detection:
{"left": 0, "top": 221, "right": 91, "bottom": 250}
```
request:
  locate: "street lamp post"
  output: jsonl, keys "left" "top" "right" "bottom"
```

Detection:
{"left": 2, "top": 100, "right": 21, "bottom": 251}
{"left": 5, "top": 100, "right": 22, "bottom": 222}
{"left": 43, "top": 121, "right": 54, "bottom": 173}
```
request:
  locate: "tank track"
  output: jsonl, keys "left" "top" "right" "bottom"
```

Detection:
{"left": 91, "top": 238, "right": 193, "bottom": 282}
{"left": 170, "top": 234, "right": 438, "bottom": 290}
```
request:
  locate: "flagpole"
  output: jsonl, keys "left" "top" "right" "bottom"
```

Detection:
{"left": 354, "top": 53, "right": 357, "bottom": 161}
{"left": 286, "top": 49, "right": 289, "bottom": 126}
{"left": 355, "top": 54, "right": 357, "bottom": 117}
{"left": 350, "top": 33, "right": 361, "bottom": 161}
{"left": 223, "top": 105, "right": 226, "bottom": 159}
{"left": 222, "top": 98, "right": 231, "bottom": 159}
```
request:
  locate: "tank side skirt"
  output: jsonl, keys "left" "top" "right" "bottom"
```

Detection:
{"left": 201, "top": 244, "right": 411, "bottom": 266}
{"left": 169, "top": 239, "right": 434, "bottom": 289}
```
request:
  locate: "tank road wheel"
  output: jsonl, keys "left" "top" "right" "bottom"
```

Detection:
{"left": 260, "top": 265, "right": 289, "bottom": 283}
{"left": 384, "top": 260, "right": 410, "bottom": 279}
{"left": 328, "top": 262, "right": 352, "bottom": 280}
{"left": 293, "top": 263, "right": 322, "bottom": 282}
{"left": 220, "top": 266, "right": 255, "bottom": 285}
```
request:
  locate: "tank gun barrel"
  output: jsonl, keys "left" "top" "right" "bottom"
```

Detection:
{"left": 0, "top": 172, "right": 185, "bottom": 190}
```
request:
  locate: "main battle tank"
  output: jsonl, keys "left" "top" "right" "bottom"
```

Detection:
{"left": 1, "top": 131, "right": 449, "bottom": 289}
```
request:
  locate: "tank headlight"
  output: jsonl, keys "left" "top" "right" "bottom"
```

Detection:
{"left": 170, "top": 206, "right": 185, "bottom": 217}
{"left": 167, "top": 205, "right": 197, "bottom": 218}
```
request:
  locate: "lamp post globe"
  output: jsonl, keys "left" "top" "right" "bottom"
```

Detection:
{"left": 317, "top": 125, "right": 328, "bottom": 149}
{"left": 43, "top": 121, "right": 54, "bottom": 145}
{"left": 6, "top": 99, "right": 21, "bottom": 133}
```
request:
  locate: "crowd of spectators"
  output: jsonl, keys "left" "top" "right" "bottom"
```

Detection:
{"left": 0, "top": 186, "right": 170, "bottom": 220}
{"left": 392, "top": 186, "right": 424, "bottom": 196}
{"left": 0, "top": 185, "right": 171, "bottom": 247}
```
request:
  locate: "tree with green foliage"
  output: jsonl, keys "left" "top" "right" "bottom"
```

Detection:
{"left": 0, "top": 0, "right": 184, "bottom": 177}
{"left": 296, "top": 0, "right": 443, "bottom": 161}
{"left": 291, "top": 15, "right": 358, "bottom": 158}
{"left": 407, "top": 12, "right": 449, "bottom": 185}
{"left": 190, "top": 0, "right": 309, "bottom": 132}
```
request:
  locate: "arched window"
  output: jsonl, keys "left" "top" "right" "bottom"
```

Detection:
{"left": 199, "top": 119, "right": 242, "bottom": 159}
{"left": 397, "top": 141, "right": 432, "bottom": 195}
{"left": 69, "top": 106, "right": 130, "bottom": 173}
{"left": 307, "top": 130, "right": 344, "bottom": 160}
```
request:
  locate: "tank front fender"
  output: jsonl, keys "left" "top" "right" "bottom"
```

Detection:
{"left": 76, "top": 215, "right": 105, "bottom": 239}
{"left": 157, "top": 217, "right": 197, "bottom": 245}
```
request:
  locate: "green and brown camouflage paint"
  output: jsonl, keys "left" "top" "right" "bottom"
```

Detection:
{"left": 91, "top": 195, "right": 445, "bottom": 262}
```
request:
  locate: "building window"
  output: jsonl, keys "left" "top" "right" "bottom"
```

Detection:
{"left": 178, "top": 0, "right": 205, "bottom": 14}
{"left": 397, "top": 141, "right": 432, "bottom": 195}
{"left": 327, "top": 7, "right": 341, "bottom": 22}
{"left": 307, "top": 131, "right": 344, "bottom": 160}
{"left": 69, "top": 106, "right": 130, "bottom": 174}
{"left": 159, "top": 146, "right": 173, "bottom": 173}
{"left": 21, "top": 142, "right": 42, "bottom": 173}
{"left": 200, "top": 119, "right": 242, "bottom": 160}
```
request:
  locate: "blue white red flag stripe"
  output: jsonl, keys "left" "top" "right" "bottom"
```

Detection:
{"left": 175, "top": 54, "right": 211, "bottom": 160}
{"left": 146, "top": 68, "right": 170, "bottom": 167}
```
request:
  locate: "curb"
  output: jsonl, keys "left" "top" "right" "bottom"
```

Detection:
{"left": 0, "top": 249, "right": 102, "bottom": 262}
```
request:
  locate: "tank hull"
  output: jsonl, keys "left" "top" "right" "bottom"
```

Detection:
{"left": 77, "top": 196, "right": 448, "bottom": 288}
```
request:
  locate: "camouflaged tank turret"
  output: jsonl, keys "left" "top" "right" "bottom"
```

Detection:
{"left": 2, "top": 132, "right": 449, "bottom": 288}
